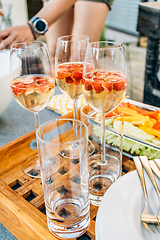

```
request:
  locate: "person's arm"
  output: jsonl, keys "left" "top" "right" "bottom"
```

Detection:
{"left": 0, "top": 0, "right": 77, "bottom": 49}
{"left": 35, "top": 0, "right": 76, "bottom": 27}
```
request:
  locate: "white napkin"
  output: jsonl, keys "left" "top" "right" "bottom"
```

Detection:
{"left": 47, "top": 94, "right": 85, "bottom": 115}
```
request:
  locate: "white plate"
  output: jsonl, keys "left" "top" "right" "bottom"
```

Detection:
{"left": 95, "top": 170, "right": 160, "bottom": 240}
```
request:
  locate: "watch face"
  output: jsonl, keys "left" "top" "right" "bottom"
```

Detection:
{"left": 32, "top": 18, "right": 48, "bottom": 34}
{"left": 35, "top": 20, "right": 46, "bottom": 32}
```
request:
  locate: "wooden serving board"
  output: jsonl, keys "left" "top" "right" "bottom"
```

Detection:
{"left": 0, "top": 111, "right": 136, "bottom": 240}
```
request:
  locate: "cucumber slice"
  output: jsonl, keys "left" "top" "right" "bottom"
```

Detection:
{"left": 111, "top": 136, "right": 121, "bottom": 147}
{"left": 123, "top": 122, "right": 154, "bottom": 141}
{"left": 148, "top": 150, "right": 160, "bottom": 160}
{"left": 106, "top": 134, "right": 117, "bottom": 144}
{"left": 122, "top": 138, "right": 135, "bottom": 151}
{"left": 130, "top": 142, "right": 144, "bottom": 154}
{"left": 150, "top": 137, "right": 160, "bottom": 146}
{"left": 141, "top": 148, "right": 156, "bottom": 158}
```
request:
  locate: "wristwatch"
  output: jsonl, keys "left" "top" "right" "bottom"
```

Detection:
{"left": 30, "top": 16, "right": 48, "bottom": 35}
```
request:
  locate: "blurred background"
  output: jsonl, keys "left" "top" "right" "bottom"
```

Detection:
{"left": 1, "top": 0, "right": 160, "bottom": 105}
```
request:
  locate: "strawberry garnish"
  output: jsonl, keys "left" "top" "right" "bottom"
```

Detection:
{"left": 56, "top": 67, "right": 70, "bottom": 80}
{"left": 36, "top": 78, "right": 49, "bottom": 84}
{"left": 84, "top": 81, "right": 93, "bottom": 91}
{"left": 75, "top": 63, "right": 83, "bottom": 68}
{"left": 113, "top": 78, "right": 126, "bottom": 91}
{"left": 81, "top": 77, "right": 85, "bottom": 85}
{"left": 19, "top": 75, "right": 35, "bottom": 84}
{"left": 92, "top": 81, "right": 104, "bottom": 94}
{"left": 11, "top": 81, "right": 26, "bottom": 96}
{"left": 36, "top": 85, "right": 49, "bottom": 94}
{"left": 34, "top": 76, "right": 43, "bottom": 80}
{"left": 72, "top": 71, "right": 82, "bottom": 80}
{"left": 66, "top": 63, "right": 74, "bottom": 70}
{"left": 56, "top": 63, "right": 84, "bottom": 87}
{"left": 10, "top": 81, "right": 21, "bottom": 88}
{"left": 24, "top": 84, "right": 36, "bottom": 95}
{"left": 65, "top": 76, "right": 74, "bottom": 84}
{"left": 71, "top": 71, "right": 82, "bottom": 85}
{"left": 12, "top": 87, "right": 24, "bottom": 96}
{"left": 102, "top": 81, "right": 113, "bottom": 93}
{"left": 84, "top": 73, "right": 93, "bottom": 80}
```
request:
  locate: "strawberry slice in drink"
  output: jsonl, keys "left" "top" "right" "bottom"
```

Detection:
{"left": 19, "top": 75, "right": 35, "bottom": 84}
{"left": 71, "top": 71, "right": 82, "bottom": 85}
{"left": 84, "top": 80, "right": 93, "bottom": 91}
{"left": 56, "top": 67, "right": 71, "bottom": 80}
{"left": 112, "top": 77, "right": 126, "bottom": 91}
{"left": 92, "top": 81, "right": 104, "bottom": 94}
{"left": 102, "top": 80, "right": 113, "bottom": 93}
{"left": 11, "top": 81, "right": 26, "bottom": 96}
{"left": 65, "top": 76, "right": 74, "bottom": 84}
{"left": 36, "top": 78, "right": 50, "bottom": 85}
{"left": 24, "top": 84, "right": 37, "bottom": 95}
{"left": 36, "top": 85, "right": 49, "bottom": 94}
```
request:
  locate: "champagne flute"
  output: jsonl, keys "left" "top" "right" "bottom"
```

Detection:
{"left": 55, "top": 35, "right": 94, "bottom": 156}
{"left": 83, "top": 41, "right": 127, "bottom": 191}
{"left": 10, "top": 41, "right": 55, "bottom": 178}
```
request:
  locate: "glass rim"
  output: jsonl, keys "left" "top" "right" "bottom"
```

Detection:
{"left": 89, "top": 41, "right": 124, "bottom": 50}
{"left": 57, "top": 34, "right": 90, "bottom": 43}
{"left": 10, "top": 41, "right": 47, "bottom": 50}
{"left": 36, "top": 118, "right": 88, "bottom": 144}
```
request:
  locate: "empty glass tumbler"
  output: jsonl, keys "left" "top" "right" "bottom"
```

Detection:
{"left": 36, "top": 118, "right": 90, "bottom": 239}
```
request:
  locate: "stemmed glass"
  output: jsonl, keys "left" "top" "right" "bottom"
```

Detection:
{"left": 10, "top": 41, "right": 55, "bottom": 178}
{"left": 55, "top": 35, "right": 94, "bottom": 156}
{"left": 55, "top": 35, "right": 89, "bottom": 119}
{"left": 83, "top": 41, "right": 127, "bottom": 189}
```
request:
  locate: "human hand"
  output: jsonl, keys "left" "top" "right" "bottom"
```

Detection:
{"left": 0, "top": 24, "right": 36, "bottom": 49}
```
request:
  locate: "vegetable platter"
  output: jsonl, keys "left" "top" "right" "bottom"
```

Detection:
{"left": 93, "top": 99, "right": 160, "bottom": 160}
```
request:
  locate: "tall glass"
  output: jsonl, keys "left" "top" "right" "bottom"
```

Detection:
{"left": 36, "top": 118, "right": 90, "bottom": 239}
{"left": 55, "top": 35, "right": 89, "bottom": 120}
{"left": 10, "top": 41, "right": 55, "bottom": 177}
{"left": 83, "top": 41, "right": 127, "bottom": 189}
{"left": 55, "top": 35, "right": 90, "bottom": 157}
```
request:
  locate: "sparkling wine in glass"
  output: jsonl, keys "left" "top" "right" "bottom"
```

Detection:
{"left": 55, "top": 35, "right": 94, "bottom": 156}
{"left": 10, "top": 41, "right": 55, "bottom": 177}
{"left": 55, "top": 35, "right": 89, "bottom": 118}
{"left": 83, "top": 41, "right": 127, "bottom": 193}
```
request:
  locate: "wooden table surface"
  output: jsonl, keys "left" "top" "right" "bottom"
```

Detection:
{"left": 0, "top": 110, "right": 136, "bottom": 240}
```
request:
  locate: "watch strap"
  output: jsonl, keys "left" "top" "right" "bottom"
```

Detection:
{"left": 27, "top": 22, "right": 37, "bottom": 40}
{"left": 30, "top": 16, "right": 39, "bottom": 23}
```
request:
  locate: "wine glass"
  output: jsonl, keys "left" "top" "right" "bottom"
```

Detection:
{"left": 55, "top": 35, "right": 94, "bottom": 156}
{"left": 10, "top": 41, "right": 55, "bottom": 178}
{"left": 83, "top": 41, "right": 127, "bottom": 194}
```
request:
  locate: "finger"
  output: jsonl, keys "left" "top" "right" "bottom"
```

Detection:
{"left": 7, "top": 39, "right": 21, "bottom": 49}
{"left": 0, "top": 34, "right": 16, "bottom": 50}
{"left": 0, "top": 28, "right": 11, "bottom": 41}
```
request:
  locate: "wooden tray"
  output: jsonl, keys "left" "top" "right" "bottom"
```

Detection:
{"left": 0, "top": 112, "right": 136, "bottom": 240}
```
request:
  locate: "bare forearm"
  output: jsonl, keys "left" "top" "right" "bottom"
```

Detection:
{"left": 0, "top": 0, "right": 77, "bottom": 49}
{"left": 36, "top": 0, "right": 77, "bottom": 27}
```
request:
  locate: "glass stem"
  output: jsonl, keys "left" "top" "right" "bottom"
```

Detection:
{"left": 101, "top": 113, "right": 106, "bottom": 163}
{"left": 34, "top": 112, "right": 41, "bottom": 153}
{"left": 73, "top": 100, "right": 78, "bottom": 140}
{"left": 73, "top": 100, "right": 78, "bottom": 120}
{"left": 34, "top": 112, "right": 40, "bottom": 131}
